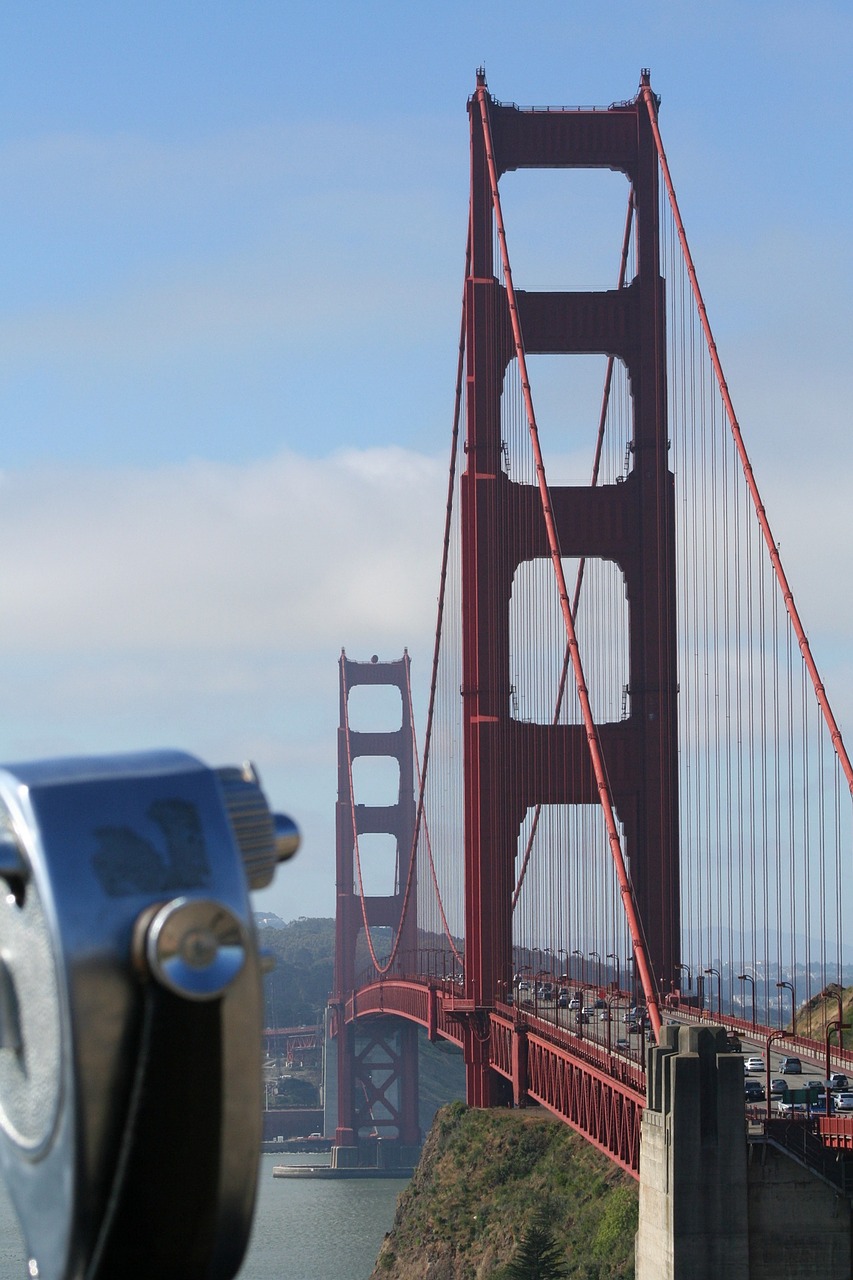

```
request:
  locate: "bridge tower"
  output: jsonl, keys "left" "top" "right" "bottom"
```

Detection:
{"left": 461, "top": 73, "right": 680, "bottom": 1104}
{"left": 332, "top": 652, "right": 420, "bottom": 1154}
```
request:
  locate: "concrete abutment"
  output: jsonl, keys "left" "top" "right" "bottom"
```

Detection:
{"left": 636, "top": 1023, "right": 852, "bottom": 1279}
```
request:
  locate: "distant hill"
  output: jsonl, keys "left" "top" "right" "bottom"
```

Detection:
{"left": 258, "top": 916, "right": 335, "bottom": 1028}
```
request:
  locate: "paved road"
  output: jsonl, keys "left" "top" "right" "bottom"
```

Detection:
{"left": 515, "top": 987, "right": 849, "bottom": 1115}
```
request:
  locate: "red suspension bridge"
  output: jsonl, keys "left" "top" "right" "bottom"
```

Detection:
{"left": 329, "top": 71, "right": 853, "bottom": 1179}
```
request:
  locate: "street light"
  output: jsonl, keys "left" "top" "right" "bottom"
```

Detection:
{"left": 571, "top": 949, "right": 585, "bottom": 985}
{"left": 826, "top": 1017, "right": 852, "bottom": 1115}
{"left": 737, "top": 973, "right": 756, "bottom": 1028}
{"left": 606, "top": 952, "right": 621, "bottom": 994}
{"left": 765, "top": 1029, "right": 787, "bottom": 1121}
{"left": 703, "top": 967, "right": 722, "bottom": 1019}
{"left": 625, "top": 953, "right": 636, "bottom": 1002}
{"left": 675, "top": 963, "right": 692, "bottom": 994}
{"left": 776, "top": 981, "right": 796, "bottom": 1032}
{"left": 589, "top": 950, "right": 602, "bottom": 990}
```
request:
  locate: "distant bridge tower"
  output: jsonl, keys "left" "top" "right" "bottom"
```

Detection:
{"left": 461, "top": 73, "right": 680, "bottom": 1104}
{"left": 332, "top": 652, "right": 420, "bottom": 1154}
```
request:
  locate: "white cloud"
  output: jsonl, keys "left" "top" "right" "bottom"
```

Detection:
{"left": 0, "top": 445, "right": 447, "bottom": 656}
{"left": 0, "top": 444, "right": 450, "bottom": 918}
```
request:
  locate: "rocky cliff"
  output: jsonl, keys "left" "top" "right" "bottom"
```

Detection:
{"left": 370, "top": 1102, "right": 638, "bottom": 1279}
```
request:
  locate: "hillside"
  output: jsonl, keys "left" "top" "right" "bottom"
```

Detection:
{"left": 371, "top": 1103, "right": 638, "bottom": 1279}
{"left": 793, "top": 983, "right": 853, "bottom": 1049}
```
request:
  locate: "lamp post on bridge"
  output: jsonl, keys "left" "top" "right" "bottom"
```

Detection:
{"left": 765, "top": 1029, "right": 787, "bottom": 1122}
{"left": 626, "top": 952, "right": 636, "bottom": 1003}
{"left": 606, "top": 952, "right": 621, "bottom": 994}
{"left": 737, "top": 972, "right": 756, "bottom": 1029}
{"left": 675, "top": 963, "right": 692, "bottom": 996}
{"left": 571, "top": 949, "right": 585, "bottom": 987}
{"left": 826, "top": 1017, "right": 852, "bottom": 1116}
{"left": 776, "top": 980, "right": 796, "bottom": 1032}
{"left": 589, "top": 951, "right": 602, "bottom": 992}
{"left": 703, "top": 967, "right": 722, "bottom": 1019}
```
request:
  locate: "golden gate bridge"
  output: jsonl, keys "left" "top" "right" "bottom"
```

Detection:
{"left": 328, "top": 71, "right": 853, "bottom": 1182}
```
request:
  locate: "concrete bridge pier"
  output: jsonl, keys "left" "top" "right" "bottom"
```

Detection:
{"left": 635, "top": 1023, "right": 750, "bottom": 1279}
{"left": 636, "top": 1023, "right": 853, "bottom": 1279}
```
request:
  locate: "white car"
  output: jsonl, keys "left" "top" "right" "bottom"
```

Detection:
{"left": 744, "top": 1056, "right": 765, "bottom": 1073}
{"left": 834, "top": 1092, "right": 853, "bottom": 1112}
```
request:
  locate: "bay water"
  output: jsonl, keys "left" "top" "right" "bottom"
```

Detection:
{"left": 0, "top": 1153, "right": 407, "bottom": 1279}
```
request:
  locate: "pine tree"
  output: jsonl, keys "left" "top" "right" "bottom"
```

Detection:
{"left": 501, "top": 1209, "right": 569, "bottom": 1279}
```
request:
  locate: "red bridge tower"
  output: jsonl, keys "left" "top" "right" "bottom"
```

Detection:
{"left": 461, "top": 74, "right": 680, "bottom": 1104}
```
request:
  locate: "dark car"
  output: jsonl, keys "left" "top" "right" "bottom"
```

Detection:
{"left": 744, "top": 1079, "right": 765, "bottom": 1103}
{"left": 770, "top": 1078, "right": 789, "bottom": 1097}
{"left": 779, "top": 1057, "right": 802, "bottom": 1075}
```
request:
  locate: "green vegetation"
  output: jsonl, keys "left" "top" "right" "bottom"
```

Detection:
{"left": 371, "top": 1103, "right": 638, "bottom": 1279}
{"left": 258, "top": 917, "right": 335, "bottom": 1028}
{"left": 793, "top": 983, "right": 853, "bottom": 1050}
{"left": 496, "top": 1209, "right": 569, "bottom": 1278}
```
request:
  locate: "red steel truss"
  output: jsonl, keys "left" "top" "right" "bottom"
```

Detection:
{"left": 345, "top": 978, "right": 644, "bottom": 1177}
{"left": 332, "top": 652, "right": 419, "bottom": 1147}
{"left": 460, "top": 73, "right": 679, "bottom": 1103}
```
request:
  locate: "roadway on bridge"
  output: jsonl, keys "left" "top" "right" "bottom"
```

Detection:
{"left": 514, "top": 982, "right": 844, "bottom": 1115}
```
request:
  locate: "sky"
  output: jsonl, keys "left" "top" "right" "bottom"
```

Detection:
{"left": 0, "top": 2, "right": 850, "bottom": 923}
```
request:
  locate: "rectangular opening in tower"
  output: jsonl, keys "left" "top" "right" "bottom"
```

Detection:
{"left": 498, "top": 168, "right": 634, "bottom": 293}
{"left": 509, "top": 556, "right": 629, "bottom": 725}
{"left": 352, "top": 831, "right": 400, "bottom": 898}
{"left": 512, "top": 802, "right": 631, "bottom": 992}
{"left": 351, "top": 754, "right": 401, "bottom": 807}
{"left": 500, "top": 353, "right": 633, "bottom": 487}
{"left": 346, "top": 683, "right": 403, "bottom": 732}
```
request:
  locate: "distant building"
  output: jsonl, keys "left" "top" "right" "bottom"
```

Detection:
{"left": 254, "top": 911, "right": 286, "bottom": 929}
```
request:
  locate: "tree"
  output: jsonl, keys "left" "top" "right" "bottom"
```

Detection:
{"left": 500, "top": 1209, "right": 569, "bottom": 1279}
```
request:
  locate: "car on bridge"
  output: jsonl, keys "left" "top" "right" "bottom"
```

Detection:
{"left": 779, "top": 1056, "right": 802, "bottom": 1074}
{"left": 769, "top": 1078, "right": 789, "bottom": 1097}
{"left": 833, "top": 1091, "right": 853, "bottom": 1112}
{"left": 744, "top": 1056, "right": 765, "bottom": 1074}
{"left": 826, "top": 1072, "right": 849, "bottom": 1091}
{"left": 744, "top": 1079, "right": 765, "bottom": 1102}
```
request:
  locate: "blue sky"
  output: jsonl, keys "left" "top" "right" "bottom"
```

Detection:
{"left": 0, "top": 2, "right": 850, "bottom": 920}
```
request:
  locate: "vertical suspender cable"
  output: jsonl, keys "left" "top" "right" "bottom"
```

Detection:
{"left": 641, "top": 82, "right": 853, "bottom": 797}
